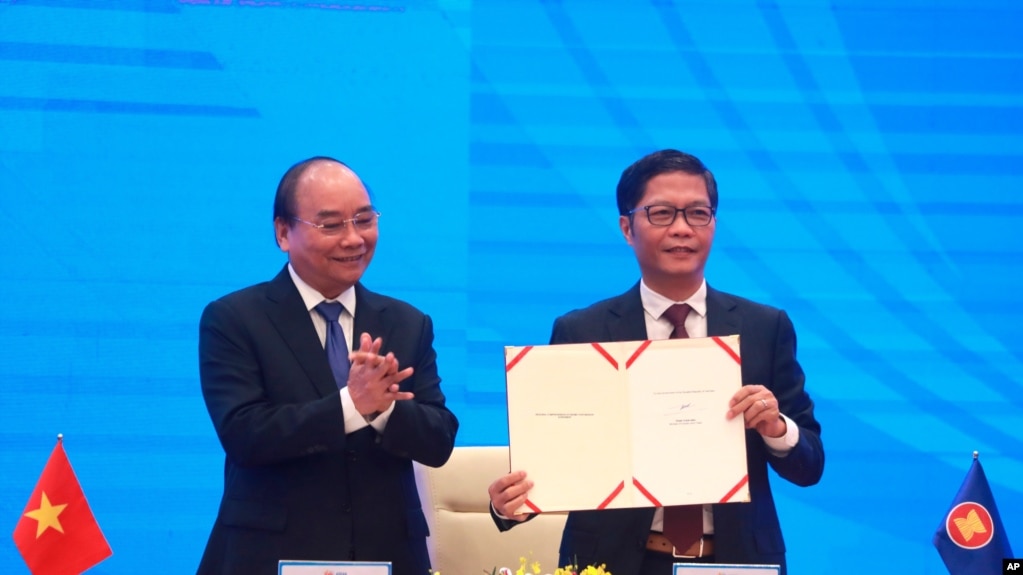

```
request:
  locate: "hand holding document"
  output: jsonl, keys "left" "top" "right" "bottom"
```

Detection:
{"left": 504, "top": 336, "right": 748, "bottom": 514}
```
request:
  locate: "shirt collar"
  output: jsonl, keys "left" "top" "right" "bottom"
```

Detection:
{"left": 639, "top": 278, "right": 707, "bottom": 320}
{"left": 287, "top": 263, "right": 357, "bottom": 315}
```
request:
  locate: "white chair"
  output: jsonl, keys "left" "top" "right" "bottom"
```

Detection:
{"left": 414, "top": 446, "right": 568, "bottom": 574}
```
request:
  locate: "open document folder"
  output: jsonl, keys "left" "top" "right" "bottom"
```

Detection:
{"left": 504, "top": 336, "right": 749, "bottom": 514}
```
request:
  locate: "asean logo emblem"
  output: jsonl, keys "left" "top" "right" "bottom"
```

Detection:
{"left": 945, "top": 501, "right": 995, "bottom": 549}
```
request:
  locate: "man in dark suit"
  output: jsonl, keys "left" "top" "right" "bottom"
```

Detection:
{"left": 198, "top": 156, "right": 458, "bottom": 575}
{"left": 488, "top": 149, "right": 823, "bottom": 575}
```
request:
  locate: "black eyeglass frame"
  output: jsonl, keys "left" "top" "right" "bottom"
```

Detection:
{"left": 627, "top": 205, "right": 716, "bottom": 227}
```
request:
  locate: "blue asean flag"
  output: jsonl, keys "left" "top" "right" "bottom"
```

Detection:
{"left": 933, "top": 458, "right": 1013, "bottom": 575}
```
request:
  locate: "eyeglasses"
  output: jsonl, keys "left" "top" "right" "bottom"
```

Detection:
{"left": 628, "top": 205, "right": 715, "bottom": 227}
{"left": 292, "top": 210, "right": 381, "bottom": 236}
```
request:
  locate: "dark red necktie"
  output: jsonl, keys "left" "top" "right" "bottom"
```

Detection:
{"left": 660, "top": 303, "right": 704, "bottom": 553}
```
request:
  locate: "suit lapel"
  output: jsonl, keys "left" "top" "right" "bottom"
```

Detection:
{"left": 352, "top": 283, "right": 394, "bottom": 347}
{"left": 607, "top": 283, "right": 649, "bottom": 342}
{"left": 706, "top": 285, "right": 741, "bottom": 337}
{"left": 265, "top": 266, "right": 338, "bottom": 398}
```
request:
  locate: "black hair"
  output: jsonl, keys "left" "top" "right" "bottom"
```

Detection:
{"left": 615, "top": 149, "right": 718, "bottom": 216}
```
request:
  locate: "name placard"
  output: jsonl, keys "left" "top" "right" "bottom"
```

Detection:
{"left": 674, "top": 564, "right": 780, "bottom": 575}
{"left": 278, "top": 560, "right": 391, "bottom": 575}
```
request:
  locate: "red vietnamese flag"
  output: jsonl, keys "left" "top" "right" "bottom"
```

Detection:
{"left": 12, "top": 438, "right": 112, "bottom": 575}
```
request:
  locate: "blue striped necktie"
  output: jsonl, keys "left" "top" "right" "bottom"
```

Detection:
{"left": 314, "top": 301, "right": 350, "bottom": 389}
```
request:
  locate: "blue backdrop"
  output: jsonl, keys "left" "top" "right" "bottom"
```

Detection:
{"left": 1, "top": 1, "right": 1020, "bottom": 573}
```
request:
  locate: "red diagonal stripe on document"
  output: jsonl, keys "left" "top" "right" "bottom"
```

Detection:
{"left": 719, "top": 475, "right": 749, "bottom": 502}
{"left": 597, "top": 481, "right": 626, "bottom": 509}
{"left": 524, "top": 498, "right": 542, "bottom": 514}
{"left": 505, "top": 346, "right": 533, "bottom": 372}
{"left": 632, "top": 477, "right": 663, "bottom": 507}
{"left": 591, "top": 343, "right": 618, "bottom": 369}
{"left": 625, "top": 340, "right": 652, "bottom": 369}
{"left": 712, "top": 336, "right": 741, "bottom": 364}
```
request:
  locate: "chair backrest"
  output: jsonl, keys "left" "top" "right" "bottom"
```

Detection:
{"left": 414, "top": 446, "right": 568, "bottom": 574}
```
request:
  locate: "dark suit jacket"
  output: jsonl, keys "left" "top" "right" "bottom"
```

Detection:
{"left": 197, "top": 266, "right": 458, "bottom": 575}
{"left": 496, "top": 284, "right": 823, "bottom": 575}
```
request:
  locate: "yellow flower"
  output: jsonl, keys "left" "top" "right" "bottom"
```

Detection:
{"left": 488, "top": 558, "right": 611, "bottom": 575}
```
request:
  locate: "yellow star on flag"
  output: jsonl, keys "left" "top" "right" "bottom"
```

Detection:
{"left": 24, "top": 492, "right": 67, "bottom": 537}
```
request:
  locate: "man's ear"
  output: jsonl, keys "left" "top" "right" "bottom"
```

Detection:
{"left": 619, "top": 214, "right": 634, "bottom": 246}
{"left": 274, "top": 217, "right": 290, "bottom": 251}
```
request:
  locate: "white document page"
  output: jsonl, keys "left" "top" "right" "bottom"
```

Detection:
{"left": 628, "top": 336, "right": 749, "bottom": 507}
{"left": 505, "top": 342, "right": 631, "bottom": 513}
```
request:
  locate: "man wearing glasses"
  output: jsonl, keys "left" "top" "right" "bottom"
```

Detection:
{"left": 488, "top": 149, "right": 824, "bottom": 575}
{"left": 198, "top": 157, "right": 458, "bottom": 575}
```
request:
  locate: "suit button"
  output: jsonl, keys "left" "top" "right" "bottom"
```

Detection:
{"left": 343, "top": 505, "right": 352, "bottom": 514}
